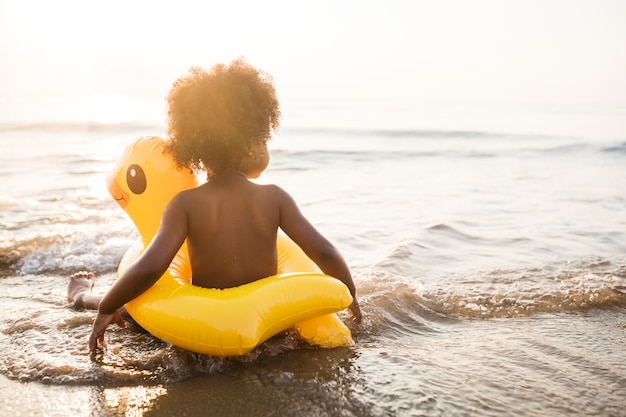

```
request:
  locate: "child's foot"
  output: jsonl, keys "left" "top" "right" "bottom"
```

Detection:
{"left": 67, "top": 271, "right": 95, "bottom": 309}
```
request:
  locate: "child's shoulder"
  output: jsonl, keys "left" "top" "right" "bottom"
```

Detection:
{"left": 255, "top": 182, "right": 289, "bottom": 197}
{"left": 245, "top": 182, "right": 296, "bottom": 207}
{"left": 255, "top": 183, "right": 299, "bottom": 208}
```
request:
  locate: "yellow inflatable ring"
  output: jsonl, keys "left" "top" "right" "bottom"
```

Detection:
{"left": 106, "top": 136, "right": 353, "bottom": 356}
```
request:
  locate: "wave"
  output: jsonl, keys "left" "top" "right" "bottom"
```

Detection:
{"left": 4, "top": 257, "right": 623, "bottom": 386}
{"left": 603, "top": 142, "right": 626, "bottom": 152}
{"left": 272, "top": 127, "right": 620, "bottom": 162}
{"left": 1, "top": 239, "right": 624, "bottom": 386}
{"left": 2, "top": 121, "right": 578, "bottom": 142}
{"left": 419, "top": 276, "right": 626, "bottom": 319}
{"left": 280, "top": 126, "right": 583, "bottom": 141}
{"left": 0, "top": 230, "right": 134, "bottom": 277}
{"left": 4, "top": 121, "right": 618, "bottom": 161}
{"left": 269, "top": 142, "right": 598, "bottom": 164}
{"left": 0, "top": 120, "right": 163, "bottom": 133}
{"left": 377, "top": 247, "right": 626, "bottom": 320}
{"left": 4, "top": 121, "right": 589, "bottom": 140}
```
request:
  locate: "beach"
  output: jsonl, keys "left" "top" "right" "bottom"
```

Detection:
{"left": 1, "top": 98, "right": 625, "bottom": 416}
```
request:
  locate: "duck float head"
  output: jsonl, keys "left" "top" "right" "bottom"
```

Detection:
{"left": 106, "top": 136, "right": 198, "bottom": 245}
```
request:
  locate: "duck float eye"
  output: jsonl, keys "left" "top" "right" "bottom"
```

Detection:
{"left": 126, "top": 164, "right": 147, "bottom": 194}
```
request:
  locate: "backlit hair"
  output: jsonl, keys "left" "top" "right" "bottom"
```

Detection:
{"left": 164, "top": 58, "right": 280, "bottom": 178}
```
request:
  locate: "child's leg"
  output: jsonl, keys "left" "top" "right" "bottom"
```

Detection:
{"left": 67, "top": 271, "right": 102, "bottom": 310}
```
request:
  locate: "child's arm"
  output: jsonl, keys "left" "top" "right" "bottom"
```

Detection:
{"left": 275, "top": 186, "right": 362, "bottom": 322}
{"left": 89, "top": 197, "right": 188, "bottom": 352}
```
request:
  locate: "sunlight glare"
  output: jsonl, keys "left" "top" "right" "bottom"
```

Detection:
{"left": 87, "top": 94, "right": 165, "bottom": 125}
{"left": 103, "top": 385, "right": 168, "bottom": 417}
{"left": 88, "top": 94, "right": 135, "bottom": 124}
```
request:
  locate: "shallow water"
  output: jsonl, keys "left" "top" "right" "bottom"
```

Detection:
{"left": 1, "top": 100, "right": 625, "bottom": 416}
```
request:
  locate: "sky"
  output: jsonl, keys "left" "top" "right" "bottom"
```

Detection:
{"left": 0, "top": 0, "right": 625, "bottom": 112}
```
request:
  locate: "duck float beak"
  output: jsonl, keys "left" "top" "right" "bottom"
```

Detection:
{"left": 106, "top": 169, "right": 129, "bottom": 209}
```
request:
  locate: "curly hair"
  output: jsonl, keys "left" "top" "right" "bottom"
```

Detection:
{"left": 164, "top": 58, "right": 280, "bottom": 178}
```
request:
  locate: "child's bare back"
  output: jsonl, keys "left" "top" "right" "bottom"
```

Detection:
{"left": 176, "top": 174, "right": 282, "bottom": 289}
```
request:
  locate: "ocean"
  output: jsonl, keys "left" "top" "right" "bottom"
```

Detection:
{"left": 0, "top": 97, "right": 625, "bottom": 416}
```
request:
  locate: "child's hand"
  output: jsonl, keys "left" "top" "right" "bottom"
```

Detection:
{"left": 88, "top": 309, "right": 126, "bottom": 353}
{"left": 349, "top": 299, "right": 362, "bottom": 323}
